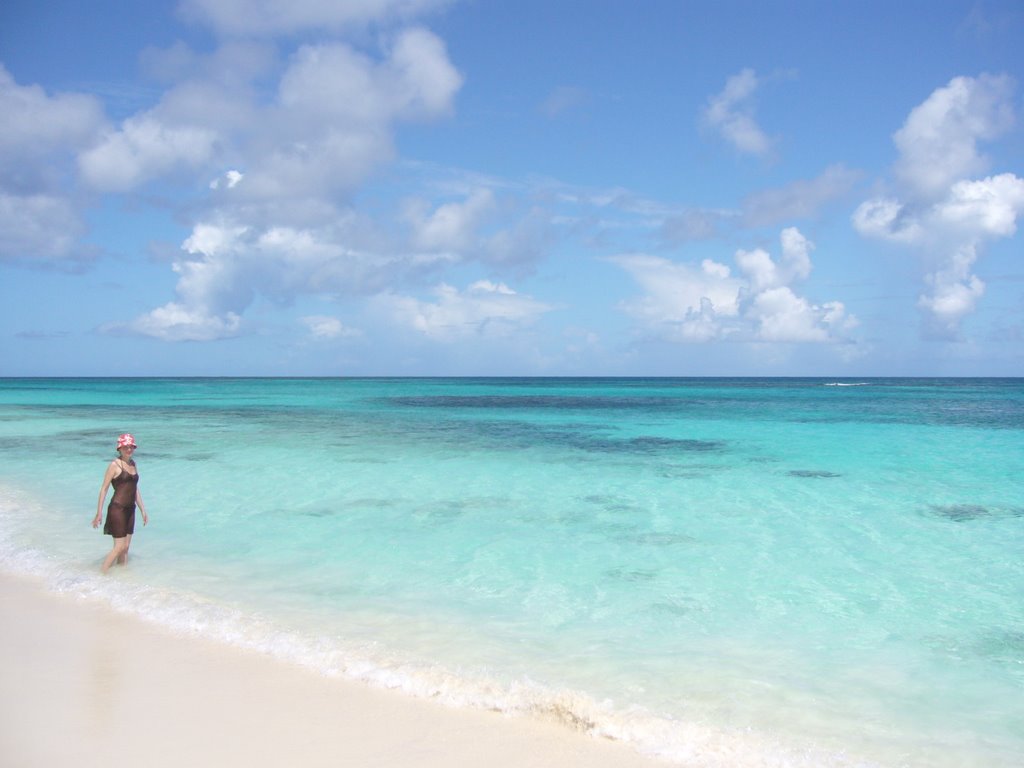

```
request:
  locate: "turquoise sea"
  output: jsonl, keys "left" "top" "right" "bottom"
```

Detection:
{"left": 1, "top": 378, "right": 1022, "bottom": 767}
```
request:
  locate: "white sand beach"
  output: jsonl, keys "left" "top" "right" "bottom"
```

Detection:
{"left": 0, "top": 573, "right": 663, "bottom": 768}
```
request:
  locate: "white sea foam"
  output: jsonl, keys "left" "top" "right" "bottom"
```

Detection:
{"left": 823, "top": 382, "right": 871, "bottom": 387}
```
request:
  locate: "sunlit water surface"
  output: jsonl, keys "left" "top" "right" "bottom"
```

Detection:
{"left": 1, "top": 378, "right": 1022, "bottom": 767}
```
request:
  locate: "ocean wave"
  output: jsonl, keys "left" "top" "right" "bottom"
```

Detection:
{"left": 823, "top": 382, "right": 871, "bottom": 387}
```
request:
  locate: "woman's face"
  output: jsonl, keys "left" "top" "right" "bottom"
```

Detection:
{"left": 119, "top": 445, "right": 136, "bottom": 457}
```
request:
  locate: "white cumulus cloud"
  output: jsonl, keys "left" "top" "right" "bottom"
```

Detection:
{"left": 126, "top": 302, "right": 242, "bottom": 342}
{"left": 404, "top": 188, "right": 496, "bottom": 253}
{"left": 609, "top": 254, "right": 743, "bottom": 342}
{"left": 0, "top": 66, "right": 105, "bottom": 262}
{"left": 225, "top": 28, "right": 462, "bottom": 203}
{"left": 79, "top": 114, "right": 218, "bottom": 192}
{"left": 851, "top": 197, "right": 924, "bottom": 243}
{"left": 114, "top": 23, "right": 467, "bottom": 339}
{"left": 748, "top": 287, "right": 848, "bottom": 343}
{"left": 301, "top": 315, "right": 363, "bottom": 339}
{"left": 934, "top": 173, "right": 1024, "bottom": 237}
{"left": 210, "top": 169, "right": 244, "bottom": 189}
{"left": 853, "top": 73, "right": 1021, "bottom": 337}
{"left": 892, "top": 73, "right": 1015, "bottom": 200}
{"left": 0, "top": 65, "right": 106, "bottom": 157}
{"left": 0, "top": 192, "right": 88, "bottom": 262}
{"left": 612, "top": 227, "right": 856, "bottom": 344}
{"left": 379, "top": 280, "right": 552, "bottom": 341}
{"left": 278, "top": 29, "right": 460, "bottom": 126}
{"left": 121, "top": 210, "right": 454, "bottom": 341}
{"left": 917, "top": 244, "right": 986, "bottom": 337}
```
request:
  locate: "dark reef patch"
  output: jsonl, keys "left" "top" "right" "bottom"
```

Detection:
{"left": 928, "top": 504, "right": 1024, "bottom": 522}
{"left": 630, "top": 532, "right": 697, "bottom": 546}
{"left": 573, "top": 435, "right": 727, "bottom": 456}
{"left": 973, "top": 629, "right": 1024, "bottom": 665}
{"left": 628, "top": 437, "right": 726, "bottom": 453}
{"left": 931, "top": 504, "right": 990, "bottom": 521}
{"left": 384, "top": 395, "right": 687, "bottom": 412}
{"left": 55, "top": 428, "right": 121, "bottom": 444}
{"left": 788, "top": 470, "right": 842, "bottom": 478}
{"left": 656, "top": 465, "right": 714, "bottom": 479}
{"left": 578, "top": 494, "right": 644, "bottom": 515}
{"left": 605, "top": 566, "right": 659, "bottom": 583}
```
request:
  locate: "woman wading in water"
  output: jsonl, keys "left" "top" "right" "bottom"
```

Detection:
{"left": 93, "top": 433, "right": 148, "bottom": 572}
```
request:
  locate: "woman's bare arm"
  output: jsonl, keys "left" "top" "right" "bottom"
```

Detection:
{"left": 93, "top": 460, "right": 120, "bottom": 528}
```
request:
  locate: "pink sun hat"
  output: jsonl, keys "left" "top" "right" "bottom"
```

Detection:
{"left": 117, "top": 433, "right": 138, "bottom": 449}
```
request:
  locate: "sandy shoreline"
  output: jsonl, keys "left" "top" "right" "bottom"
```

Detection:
{"left": 0, "top": 572, "right": 663, "bottom": 768}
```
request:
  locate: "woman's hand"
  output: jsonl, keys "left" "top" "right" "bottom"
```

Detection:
{"left": 92, "top": 513, "right": 102, "bottom": 529}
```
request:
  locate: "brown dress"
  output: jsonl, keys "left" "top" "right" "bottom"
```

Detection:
{"left": 104, "top": 462, "right": 139, "bottom": 538}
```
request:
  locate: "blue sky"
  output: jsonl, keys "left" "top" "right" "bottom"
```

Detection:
{"left": 1, "top": 0, "right": 1022, "bottom": 376}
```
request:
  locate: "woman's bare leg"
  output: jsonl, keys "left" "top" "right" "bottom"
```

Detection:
{"left": 116, "top": 534, "right": 133, "bottom": 565}
{"left": 101, "top": 537, "right": 129, "bottom": 573}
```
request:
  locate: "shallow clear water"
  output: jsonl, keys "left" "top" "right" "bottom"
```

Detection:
{"left": 1, "top": 378, "right": 1022, "bottom": 766}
